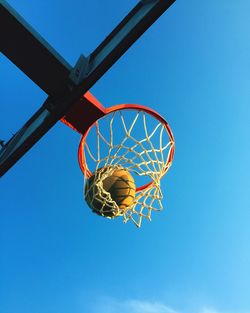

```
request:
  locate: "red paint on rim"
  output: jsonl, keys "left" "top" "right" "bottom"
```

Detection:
{"left": 78, "top": 104, "right": 175, "bottom": 191}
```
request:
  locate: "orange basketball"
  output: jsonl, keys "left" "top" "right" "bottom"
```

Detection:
{"left": 85, "top": 167, "right": 136, "bottom": 218}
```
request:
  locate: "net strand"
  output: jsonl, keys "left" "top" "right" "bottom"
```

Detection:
{"left": 83, "top": 110, "right": 174, "bottom": 227}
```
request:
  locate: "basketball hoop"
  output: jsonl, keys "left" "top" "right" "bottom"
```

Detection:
{"left": 78, "top": 104, "right": 175, "bottom": 227}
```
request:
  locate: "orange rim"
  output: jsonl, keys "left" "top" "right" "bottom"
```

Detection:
{"left": 78, "top": 104, "right": 175, "bottom": 191}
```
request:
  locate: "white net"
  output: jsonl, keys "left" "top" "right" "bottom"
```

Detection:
{"left": 80, "top": 108, "right": 174, "bottom": 227}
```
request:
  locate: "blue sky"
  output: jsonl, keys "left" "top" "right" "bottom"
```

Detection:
{"left": 1, "top": 1, "right": 250, "bottom": 313}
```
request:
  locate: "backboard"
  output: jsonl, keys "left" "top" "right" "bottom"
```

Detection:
{"left": 0, "top": 0, "right": 176, "bottom": 177}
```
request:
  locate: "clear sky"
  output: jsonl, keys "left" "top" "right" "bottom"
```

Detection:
{"left": 1, "top": 1, "right": 250, "bottom": 313}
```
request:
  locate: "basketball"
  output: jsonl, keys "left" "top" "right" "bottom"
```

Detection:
{"left": 85, "top": 167, "right": 136, "bottom": 218}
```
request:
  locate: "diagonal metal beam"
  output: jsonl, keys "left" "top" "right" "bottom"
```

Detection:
{"left": 0, "top": 0, "right": 72, "bottom": 96}
{"left": 84, "top": 0, "right": 176, "bottom": 91}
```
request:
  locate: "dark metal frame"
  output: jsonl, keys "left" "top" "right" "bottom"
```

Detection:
{"left": 0, "top": 0, "right": 176, "bottom": 177}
